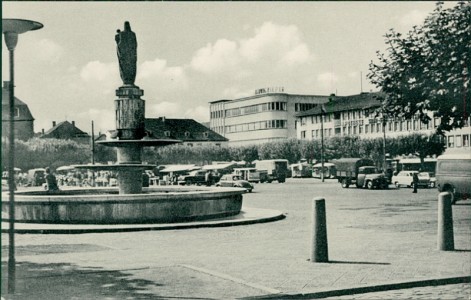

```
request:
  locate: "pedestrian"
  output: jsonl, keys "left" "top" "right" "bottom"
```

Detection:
{"left": 45, "top": 167, "right": 59, "bottom": 192}
{"left": 412, "top": 172, "right": 419, "bottom": 193}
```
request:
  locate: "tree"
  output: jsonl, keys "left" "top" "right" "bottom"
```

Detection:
{"left": 393, "top": 133, "right": 446, "bottom": 168}
{"left": 368, "top": 2, "right": 470, "bottom": 134}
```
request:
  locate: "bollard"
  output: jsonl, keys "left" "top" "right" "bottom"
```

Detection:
{"left": 437, "top": 192, "right": 454, "bottom": 251}
{"left": 311, "top": 198, "right": 329, "bottom": 262}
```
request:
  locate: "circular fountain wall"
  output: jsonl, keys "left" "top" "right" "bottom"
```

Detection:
{"left": 2, "top": 186, "right": 245, "bottom": 224}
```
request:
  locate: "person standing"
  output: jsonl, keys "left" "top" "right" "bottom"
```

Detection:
{"left": 412, "top": 172, "right": 419, "bottom": 193}
{"left": 45, "top": 167, "right": 59, "bottom": 192}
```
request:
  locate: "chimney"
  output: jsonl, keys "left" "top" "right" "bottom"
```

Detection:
{"left": 52, "top": 121, "right": 56, "bottom": 127}
{"left": 72, "top": 121, "right": 75, "bottom": 127}
{"left": 42, "top": 129, "right": 44, "bottom": 134}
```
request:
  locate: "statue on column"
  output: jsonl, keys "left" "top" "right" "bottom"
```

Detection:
{"left": 115, "top": 21, "right": 137, "bottom": 85}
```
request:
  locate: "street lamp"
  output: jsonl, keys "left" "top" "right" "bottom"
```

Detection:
{"left": 2, "top": 18, "right": 43, "bottom": 294}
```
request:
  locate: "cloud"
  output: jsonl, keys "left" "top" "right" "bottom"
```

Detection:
{"left": 76, "top": 108, "right": 115, "bottom": 133}
{"left": 190, "top": 22, "right": 314, "bottom": 75}
{"left": 147, "top": 101, "right": 182, "bottom": 118}
{"left": 317, "top": 72, "right": 339, "bottom": 86}
{"left": 190, "top": 39, "right": 239, "bottom": 74}
{"left": 222, "top": 87, "right": 254, "bottom": 99}
{"left": 36, "top": 39, "right": 64, "bottom": 63}
{"left": 80, "top": 61, "right": 118, "bottom": 82}
{"left": 184, "top": 105, "right": 209, "bottom": 123}
{"left": 400, "top": 10, "right": 428, "bottom": 28}
{"left": 146, "top": 102, "right": 209, "bottom": 123}
{"left": 137, "top": 58, "right": 188, "bottom": 89}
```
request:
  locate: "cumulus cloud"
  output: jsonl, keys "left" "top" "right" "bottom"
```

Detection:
{"left": 147, "top": 101, "right": 183, "bottom": 118}
{"left": 77, "top": 108, "right": 115, "bottom": 133}
{"left": 36, "top": 39, "right": 64, "bottom": 63}
{"left": 190, "top": 39, "right": 239, "bottom": 74}
{"left": 137, "top": 58, "right": 188, "bottom": 88}
{"left": 400, "top": 10, "right": 428, "bottom": 28}
{"left": 80, "top": 61, "right": 118, "bottom": 82}
{"left": 190, "top": 22, "right": 314, "bottom": 75}
{"left": 184, "top": 105, "right": 209, "bottom": 123}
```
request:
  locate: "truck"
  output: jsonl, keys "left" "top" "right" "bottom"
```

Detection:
{"left": 178, "top": 170, "right": 208, "bottom": 185}
{"left": 254, "top": 159, "right": 289, "bottom": 183}
{"left": 233, "top": 168, "right": 261, "bottom": 183}
{"left": 334, "top": 158, "right": 389, "bottom": 189}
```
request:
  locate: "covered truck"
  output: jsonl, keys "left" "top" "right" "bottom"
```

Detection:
{"left": 334, "top": 158, "right": 388, "bottom": 189}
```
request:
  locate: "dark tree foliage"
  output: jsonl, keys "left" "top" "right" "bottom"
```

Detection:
{"left": 368, "top": 2, "right": 471, "bottom": 133}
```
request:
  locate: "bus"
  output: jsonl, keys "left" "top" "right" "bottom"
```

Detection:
{"left": 312, "top": 162, "right": 336, "bottom": 179}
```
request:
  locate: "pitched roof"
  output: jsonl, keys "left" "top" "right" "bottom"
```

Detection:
{"left": 41, "top": 121, "right": 89, "bottom": 139}
{"left": 144, "top": 118, "right": 228, "bottom": 142}
{"left": 296, "top": 92, "right": 385, "bottom": 117}
{"left": 2, "top": 84, "right": 34, "bottom": 120}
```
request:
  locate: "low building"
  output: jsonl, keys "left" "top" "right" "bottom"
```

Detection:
{"left": 144, "top": 117, "right": 228, "bottom": 147}
{"left": 1, "top": 81, "right": 35, "bottom": 141}
{"left": 295, "top": 92, "right": 471, "bottom": 150}
{"left": 209, "top": 87, "right": 330, "bottom": 146}
{"left": 40, "top": 120, "right": 90, "bottom": 144}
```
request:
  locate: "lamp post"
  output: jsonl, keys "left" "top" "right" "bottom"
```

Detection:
{"left": 2, "top": 18, "right": 43, "bottom": 294}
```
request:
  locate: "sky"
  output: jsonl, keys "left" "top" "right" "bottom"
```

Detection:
{"left": 2, "top": 1, "right": 455, "bottom": 134}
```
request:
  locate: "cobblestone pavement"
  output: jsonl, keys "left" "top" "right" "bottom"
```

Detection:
{"left": 2, "top": 179, "right": 470, "bottom": 299}
{"left": 322, "top": 283, "right": 470, "bottom": 299}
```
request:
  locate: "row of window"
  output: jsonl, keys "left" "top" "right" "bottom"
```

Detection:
{"left": 211, "top": 102, "right": 288, "bottom": 119}
{"left": 225, "top": 119, "right": 287, "bottom": 133}
{"left": 295, "top": 103, "right": 318, "bottom": 112}
{"left": 447, "top": 134, "right": 470, "bottom": 148}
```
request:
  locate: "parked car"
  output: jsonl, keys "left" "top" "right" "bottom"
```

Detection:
{"left": 392, "top": 171, "right": 430, "bottom": 188}
{"left": 215, "top": 174, "right": 254, "bottom": 192}
{"left": 436, "top": 151, "right": 471, "bottom": 204}
{"left": 178, "top": 170, "right": 207, "bottom": 185}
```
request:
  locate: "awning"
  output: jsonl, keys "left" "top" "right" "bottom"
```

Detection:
{"left": 202, "top": 162, "right": 236, "bottom": 170}
{"left": 159, "top": 165, "right": 200, "bottom": 173}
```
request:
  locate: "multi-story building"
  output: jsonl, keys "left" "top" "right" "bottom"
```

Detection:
{"left": 209, "top": 87, "right": 330, "bottom": 146}
{"left": 296, "top": 92, "right": 471, "bottom": 150}
{"left": 2, "top": 81, "right": 35, "bottom": 141}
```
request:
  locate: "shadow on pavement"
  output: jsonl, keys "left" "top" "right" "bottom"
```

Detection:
{"left": 0, "top": 261, "right": 194, "bottom": 300}
{"left": 327, "top": 260, "right": 391, "bottom": 265}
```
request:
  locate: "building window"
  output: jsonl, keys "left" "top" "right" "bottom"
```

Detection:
{"left": 359, "top": 125, "right": 363, "bottom": 134}
{"left": 203, "top": 132, "right": 209, "bottom": 138}
{"left": 447, "top": 136, "right": 455, "bottom": 148}
{"left": 164, "top": 131, "right": 170, "bottom": 137}
{"left": 301, "top": 131, "right": 306, "bottom": 139}
{"left": 463, "top": 135, "right": 470, "bottom": 147}
{"left": 456, "top": 135, "right": 462, "bottom": 147}
{"left": 15, "top": 107, "right": 20, "bottom": 118}
{"left": 365, "top": 124, "right": 369, "bottom": 133}
{"left": 185, "top": 131, "right": 190, "bottom": 137}
{"left": 311, "top": 130, "right": 316, "bottom": 138}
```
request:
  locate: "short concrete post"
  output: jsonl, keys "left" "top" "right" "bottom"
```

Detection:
{"left": 311, "top": 198, "right": 328, "bottom": 262}
{"left": 438, "top": 192, "right": 454, "bottom": 251}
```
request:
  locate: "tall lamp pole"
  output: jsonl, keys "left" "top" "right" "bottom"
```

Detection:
{"left": 2, "top": 18, "right": 43, "bottom": 294}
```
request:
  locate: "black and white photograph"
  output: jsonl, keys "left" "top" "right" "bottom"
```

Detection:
{"left": 1, "top": 1, "right": 470, "bottom": 299}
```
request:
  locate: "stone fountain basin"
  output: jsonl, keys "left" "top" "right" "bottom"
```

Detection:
{"left": 1, "top": 186, "right": 245, "bottom": 224}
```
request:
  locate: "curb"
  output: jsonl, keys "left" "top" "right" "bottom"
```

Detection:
{"left": 0, "top": 207, "right": 286, "bottom": 234}
{"left": 242, "top": 276, "right": 471, "bottom": 299}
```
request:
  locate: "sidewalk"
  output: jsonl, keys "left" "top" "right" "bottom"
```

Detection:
{"left": 1, "top": 181, "right": 470, "bottom": 299}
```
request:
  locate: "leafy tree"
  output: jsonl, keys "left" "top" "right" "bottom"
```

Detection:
{"left": 392, "top": 133, "right": 445, "bottom": 168}
{"left": 368, "top": 2, "right": 470, "bottom": 133}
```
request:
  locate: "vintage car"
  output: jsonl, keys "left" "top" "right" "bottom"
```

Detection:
{"left": 215, "top": 174, "right": 254, "bottom": 192}
{"left": 392, "top": 171, "right": 430, "bottom": 188}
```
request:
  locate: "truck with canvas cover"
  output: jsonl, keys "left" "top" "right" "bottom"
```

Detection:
{"left": 335, "top": 158, "right": 388, "bottom": 189}
{"left": 255, "top": 159, "right": 288, "bottom": 183}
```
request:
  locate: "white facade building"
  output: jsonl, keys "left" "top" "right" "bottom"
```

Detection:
{"left": 296, "top": 92, "right": 471, "bottom": 150}
{"left": 209, "top": 87, "right": 330, "bottom": 146}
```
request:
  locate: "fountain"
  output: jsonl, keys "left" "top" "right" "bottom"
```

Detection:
{"left": 0, "top": 22, "right": 287, "bottom": 232}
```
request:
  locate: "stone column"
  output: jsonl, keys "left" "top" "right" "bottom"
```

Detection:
{"left": 115, "top": 85, "right": 145, "bottom": 194}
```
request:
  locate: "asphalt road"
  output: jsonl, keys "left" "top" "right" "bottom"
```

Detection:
{"left": 1, "top": 178, "right": 470, "bottom": 299}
